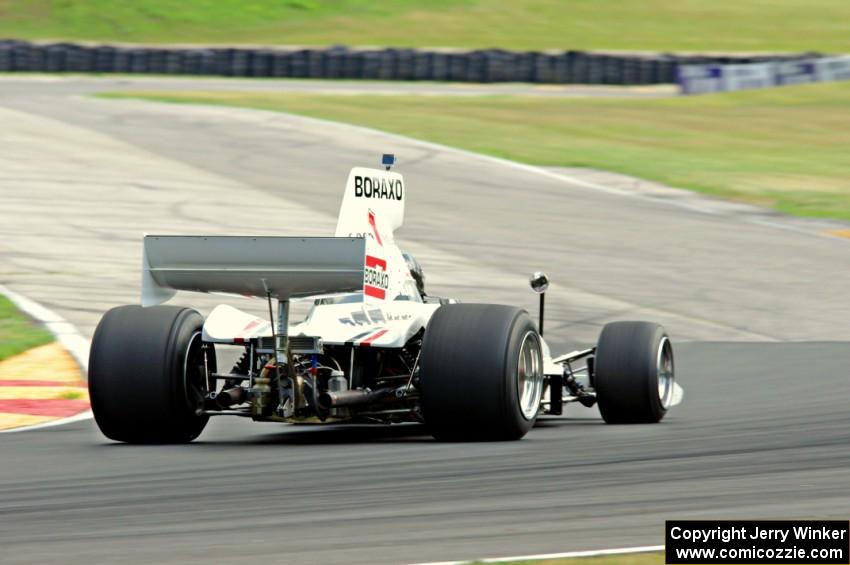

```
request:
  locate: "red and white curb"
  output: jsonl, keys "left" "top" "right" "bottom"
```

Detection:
{"left": 0, "top": 284, "right": 93, "bottom": 433}
{"left": 407, "top": 544, "right": 664, "bottom": 565}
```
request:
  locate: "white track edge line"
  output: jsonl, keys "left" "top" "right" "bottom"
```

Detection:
{"left": 407, "top": 544, "right": 664, "bottom": 565}
{"left": 124, "top": 96, "right": 850, "bottom": 240}
{"left": 0, "top": 284, "right": 93, "bottom": 433}
{"left": 0, "top": 409, "right": 93, "bottom": 434}
{"left": 104, "top": 98, "right": 679, "bottom": 201}
{"left": 308, "top": 115, "right": 848, "bottom": 237}
{"left": 283, "top": 105, "right": 850, "bottom": 236}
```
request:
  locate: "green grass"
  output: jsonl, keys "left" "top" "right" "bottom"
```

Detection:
{"left": 0, "top": 0, "right": 848, "bottom": 52}
{"left": 101, "top": 82, "right": 850, "bottom": 221}
{"left": 0, "top": 295, "right": 53, "bottom": 362}
{"left": 470, "top": 553, "right": 663, "bottom": 565}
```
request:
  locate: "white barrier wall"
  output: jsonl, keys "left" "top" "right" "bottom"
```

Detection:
{"left": 676, "top": 65, "right": 723, "bottom": 94}
{"left": 815, "top": 56, "right": 850, "bottom": 81}
{"left": 678, "top": 56, "right": 850, "bottom": 94}
{"left": 774, "top": 60, "right": 818, "bottom": 86}
{"left": 721, "top": 64, "right": 776, "bottom": 91}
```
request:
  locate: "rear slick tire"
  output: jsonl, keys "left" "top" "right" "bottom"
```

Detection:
{"left": 420, "top": 304, "right": 544, "bottom": 441}
{"left": 89, "top": 305, "right": 214, "bottom": 443}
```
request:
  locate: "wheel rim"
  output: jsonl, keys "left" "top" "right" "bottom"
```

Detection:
{"left": 183, "top": 331, "right": 207, "bottom": 415}
{"left": 517, "top": 331, "right": 544, "bottom": 420}
{"left": 656, "top": 336, "right": 675, "bottom": 409}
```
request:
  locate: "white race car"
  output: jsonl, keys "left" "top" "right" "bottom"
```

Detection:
{"left": 88, "top": 155, "right": 682, "bottom": 443}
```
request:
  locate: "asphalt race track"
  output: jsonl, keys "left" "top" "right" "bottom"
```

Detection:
{"left": 0, "top": 77, "right": 849, "bottom": 565}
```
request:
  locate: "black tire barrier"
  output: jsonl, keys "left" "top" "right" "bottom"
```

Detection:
{"left": 0, "top": 40, "right": 823, "bottom": 85}
{"left": 431, "top": 52, "right": 449, "bottom": 81}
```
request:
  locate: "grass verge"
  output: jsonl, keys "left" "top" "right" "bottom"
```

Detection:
{"left": 0, "top": 0, "right": 848, "bottom": 52}
{"left": 0, "top": 294, "right": 53, "bottom": 362}
{"left": 101, "top": 82, "right": 850, "bottom": 221}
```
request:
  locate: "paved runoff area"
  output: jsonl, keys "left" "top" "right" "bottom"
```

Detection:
{"left": 0, "top": 76, "right": 848, "bottom": 565}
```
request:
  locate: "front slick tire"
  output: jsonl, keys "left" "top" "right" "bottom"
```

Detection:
{"left": 89, "top": 305, "right": 214, "bottom": 443}
{"left": 594, "top": 321, "right": 674, "bottom": 424}
{"left": 420, "top": 304, "right": 544, "bottom": 441}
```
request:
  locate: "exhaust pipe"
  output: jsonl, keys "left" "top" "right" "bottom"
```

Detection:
{"left": 214, "top": 386, "right": 245, "bottom": 409}
{"left": 317, "top": 388, "right": 392, "bottom": 410}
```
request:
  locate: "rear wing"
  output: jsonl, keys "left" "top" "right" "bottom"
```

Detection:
{"left": 141, "top": 235, "right": 366, "bottom": 306}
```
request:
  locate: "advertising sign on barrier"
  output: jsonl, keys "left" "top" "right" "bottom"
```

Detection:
{"left": 679, "top": 56, "right": 850, "bottom": 94}
{"left": 677, "top": 65, "right": 723, "bottom": 95}
{"left": 815, "top": 56, "right": 850, "bottom": 82}
{"left": 774, "top": 60, "right": 817, "bottom": 85}
{"left": 720, "top": 63, "right": 775, "bottom": 91}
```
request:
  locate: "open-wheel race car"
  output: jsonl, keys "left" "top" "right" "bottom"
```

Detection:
{"left": 88, "top": 155, "right": 683, "bottom": 443}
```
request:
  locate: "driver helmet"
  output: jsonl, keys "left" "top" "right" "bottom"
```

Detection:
{"left": 402, "top": 252, "right": 426, "bottom": 297}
